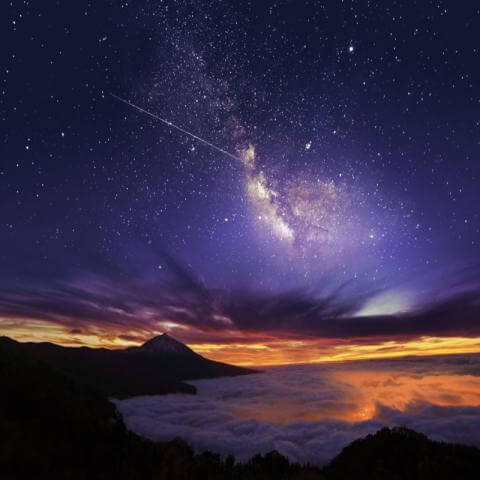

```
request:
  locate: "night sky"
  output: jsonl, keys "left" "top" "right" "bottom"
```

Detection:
{"left": 1, "top": 1, "right": 479, "bottom": 363}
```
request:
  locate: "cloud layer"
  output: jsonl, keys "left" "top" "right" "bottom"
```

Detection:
{"left": 1, "top": 247, "right": 480, "bottom": 352}
{"left": 115, "top": 355, "right": 480, "bottom": 465}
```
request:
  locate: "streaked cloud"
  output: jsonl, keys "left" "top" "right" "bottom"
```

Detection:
{"left": 1, "top": 247, "right": 479, "bottom": 365}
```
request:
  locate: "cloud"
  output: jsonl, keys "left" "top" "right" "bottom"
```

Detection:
{"left": 115, "top": 356, "right": 480, "bottom": 465}
{"left": 1, "top": 246, "right": 480, "bottom": 348}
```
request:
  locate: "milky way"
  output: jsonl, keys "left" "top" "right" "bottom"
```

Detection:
{"left": 240, "top": 143, "right": 377, "bottom": 264}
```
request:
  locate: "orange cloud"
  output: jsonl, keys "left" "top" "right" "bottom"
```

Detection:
{"left": 192, "top": 336, "right": 480, "bottom": 366}
{"left": 2, "top": 317, "right": 480, "bottom": 367}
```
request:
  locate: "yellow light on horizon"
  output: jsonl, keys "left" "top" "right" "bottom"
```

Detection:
{"left": 2, "top": 317, "right": 480, "bottom": 367}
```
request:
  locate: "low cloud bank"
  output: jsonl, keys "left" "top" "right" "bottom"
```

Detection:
{"left": 115, "top": 355, "right": 480, "bottom": 465}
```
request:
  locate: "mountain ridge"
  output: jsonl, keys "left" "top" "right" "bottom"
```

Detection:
{"left": 0, "top": 335, "right": 257, "bottom": 398}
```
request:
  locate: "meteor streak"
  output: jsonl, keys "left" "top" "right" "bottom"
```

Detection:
{"left": 110, "top": 94, "right": 242, "bottom": 162}
{"left": 110, "top": 95, "right": 330, "bottom": 237}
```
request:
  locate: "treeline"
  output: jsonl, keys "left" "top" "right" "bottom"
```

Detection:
{"left": 1, "top": 337, "right": 480, "bottom": 479}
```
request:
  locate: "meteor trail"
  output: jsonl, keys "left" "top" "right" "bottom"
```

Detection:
{"left": 110, "top": 94, "right": 242, "bottom": 162}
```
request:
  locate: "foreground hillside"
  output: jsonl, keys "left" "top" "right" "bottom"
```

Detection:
{"left": 0, "top": 335, "right": 255, "bottom": 397}
{"left": 1, "top": 338, "right": 480, "bottom": 479}
{"left": 324, "top": 427, "right": 480, "bottom": 480}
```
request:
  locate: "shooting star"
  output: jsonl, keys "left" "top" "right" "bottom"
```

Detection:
{"left": 111, "top": 93, "right": 329, "bottom": 237}
{"left": 110, "top": 93, "right": 242, "bottom": 162}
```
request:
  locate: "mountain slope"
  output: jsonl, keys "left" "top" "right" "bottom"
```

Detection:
{"left": 130, "top": 333, "right": 199, "bottom": 356}
{"left": 0, "top": 335, "right": 256, "bottom": 398}
{"left": 324, "top": 426, "right": 480, "bottom": 480}
{"left": 0, "top": 337, "right": 129, "bottom": 479}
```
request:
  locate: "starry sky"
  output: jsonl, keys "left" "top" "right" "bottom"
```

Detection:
{"left": 1, "top": 1, "right": 480, "bottom": 363}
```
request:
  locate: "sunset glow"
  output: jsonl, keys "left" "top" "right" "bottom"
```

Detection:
{"left": 224, "top": 369, "right": 480, "bottom": 424}
{"left": 3, "top": 317, "right": 480, "bottom": 367}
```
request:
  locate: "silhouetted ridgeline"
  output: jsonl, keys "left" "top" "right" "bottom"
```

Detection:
{"left": 324, "top": 427, "right": 480, "bottom": 480}
{"left": 1, "top": 336, "right": 480, "bottom": 479}
{"left": 0, "top": 334, "right": 255, "bottom": 397}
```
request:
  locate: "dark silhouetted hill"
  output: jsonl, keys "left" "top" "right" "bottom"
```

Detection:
{"left": 324, "top": 426, "right": 480, "bottom": 480}
{"left": 0, "top": 335, "right": 256, "bottom": 397}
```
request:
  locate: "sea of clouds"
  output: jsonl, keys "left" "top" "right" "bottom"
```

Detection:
{"left": 115, "top": 355, "right": 480, "bottom": 465}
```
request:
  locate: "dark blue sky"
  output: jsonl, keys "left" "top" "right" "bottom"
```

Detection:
{"left": 1, "top": 1, "right": 479, "bottom": 338}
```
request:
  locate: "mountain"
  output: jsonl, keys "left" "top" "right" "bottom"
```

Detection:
{"left": 130, "top": 333, "right": 199, "bottom": 356}
{"left": 0, "top": 335, "right": 256, "bottom": 398}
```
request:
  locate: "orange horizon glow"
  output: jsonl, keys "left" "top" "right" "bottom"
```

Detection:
{"left": 190, "top": 336, "right": 480, "bottom": 366}
{"left": 226, "top": 369, "right": 480, "bottom": 425}
{"left": 2, "top": 317, "right": 480, "bottom": 367}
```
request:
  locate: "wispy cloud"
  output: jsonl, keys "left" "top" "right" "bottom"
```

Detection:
{"left": 1, "top": 246, "right": 479, "bottom": 357}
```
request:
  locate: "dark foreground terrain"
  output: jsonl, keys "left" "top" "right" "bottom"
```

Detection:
{"left": 1, "top": 337, "right": 480, "bottom": 480}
